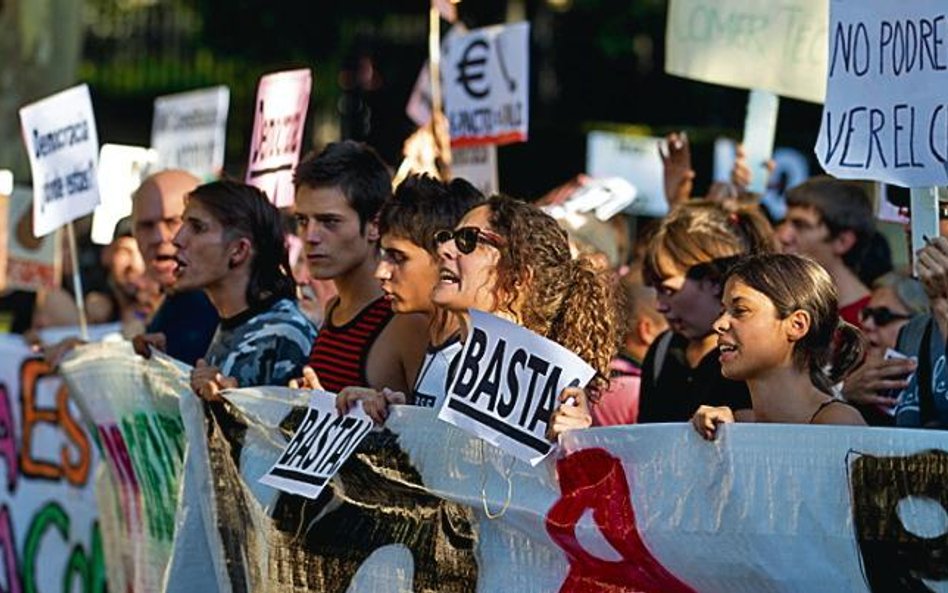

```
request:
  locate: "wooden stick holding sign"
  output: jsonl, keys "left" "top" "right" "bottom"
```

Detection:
{"left": 65, "top": 222, "right": 88, "bottom": 340}
{"left": 260, "top": 395, "right": 374, "bottom": 499}
{"left": 437, "top": 310, "right": 595, "bottom": 466}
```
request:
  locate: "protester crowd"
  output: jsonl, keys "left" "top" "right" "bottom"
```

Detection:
{"left": 8, "top": 133, "right": 947, "bottom": 461}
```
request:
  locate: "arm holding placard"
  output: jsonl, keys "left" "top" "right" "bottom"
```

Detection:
{"left": 547, "top": 386, "right": 593, "bottom": 439}
{"left": 191, "top": 357, "right": 238, "bottom": 401}
{"left": 916, "top": 236, "right": 948, "bottom": 340}
{"left": 659, "top": 131, "right": 695, "bottom": 208}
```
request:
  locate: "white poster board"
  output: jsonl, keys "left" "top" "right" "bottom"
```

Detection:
{"left": 665, "top": 0, "right": 828, "bottom": 103}
{"left": 816, "top": 1, "right": 948, "bottom": 187}
{"left": 443, "top": 22, "right": 530, "bottom": 147}
{"left": 245, "top": 69, "right": 312, "bottom": 207}
{"left": 452, "top": 145, "right": 499, "bottom": 196}
{"left": 151, "top": 86, "right": 229, "bottom": 181}
{"left": 91, "top": 144, "right": 158, "bottom": 245}
{"left": 19, "top": 84, "right": 101, "bottom": 238}
{"left": 5, "top": 186, "right": 60, "bottom": 291}
{"left": 438, "top": 310, "right": 595, "bottom": 465}
{"left": 587, "top": 131, "right": 668, "bottom": 217}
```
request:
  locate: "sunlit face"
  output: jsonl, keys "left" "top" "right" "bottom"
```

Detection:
{"left": 132, "top": 176, "right": 192, "bottom": 288}
{"left": 861, "top": 285, "right": 912, "bottom": 352}
{"left": 432, "top": 205, "right": 502, "bottom": 313}
{"left": 294, "top": 185, "right": 378, "bottom": 281}
{"left": 714, "top": 278, "right": 796, "bottom": 381}
{"left": 375, "top": 234, "right": 439, "bottom": 314}
{"left": 171, "top": 202, "right": 234, "bottom": 293}
{"left": 775, "top": 205, "right": 833, "bottom": 266}
{"left": 653, "top": 255, "right": 722, "bottom": 341}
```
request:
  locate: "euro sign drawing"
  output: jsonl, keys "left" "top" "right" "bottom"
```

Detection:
{"left": 456, "top": 38, "right": 490, "bottom": 99}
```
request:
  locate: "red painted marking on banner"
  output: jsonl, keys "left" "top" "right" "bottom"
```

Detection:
{"left": 546, "top": 447, "right": 696, "bottom": 593}
{"left": 450, "top": 131, "right": 526, "bottom": 148}
{"left": 0, "top": 505, "right": 21, "bottom": 593}
{"left": 97, "top": 424, "right": 142, "bottom": 536}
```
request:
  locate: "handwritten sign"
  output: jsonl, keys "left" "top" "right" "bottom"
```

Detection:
{"left": 260, "top": 394, "right": 373, "bottom": 499}
{"left": 245, "top": 69, "right": 312, "bottom": 207}
{"left": 151, "top": 86, "right": 229, "bottom": 181}
{"left": 91, "top": 144, "right": 157, "bottom": 245}
{"left": 665, "top": 0, "right": 828, "bottom": 103}
{"left": 815, "top": 1, "right": 948, "bottom": 187}
{"left": 6, "top": 186, "right": 60, "bottom": 291}
{"left": 438, "top": 310, "right": 595, "bottom": 465}
{"left": 452, "top": 145, "right": 499, "bottom": 195}
{"left": 18, "top": 84, "right": 101, "bottom": 238}
{"left": 442, "top": 22, "right": 530, "bottom": 147}
{"left": 587, "top": 131, "right": 667, "bottom": 218}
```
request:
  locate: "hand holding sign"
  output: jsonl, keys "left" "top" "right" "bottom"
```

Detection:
{"left": 547, "top": 387, "right": 592, "bottom": 441}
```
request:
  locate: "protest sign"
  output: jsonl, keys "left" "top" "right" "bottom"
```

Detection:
{"left": 0, "top": 334, "right": 104, "bottom": 593}
{"left": 665, "top": 0, "right": 828, "bottom": 103}
{"left": 437, "top": 310, "right": 595, "bottom": 465}
{"left": 406, "top": 25, "right": 466, "bottom": 126}
{"left": 260, "top": 395, "right": 373, "bottom": 499}
{"left": 5, "top": 185, "right": 60, "bottom": 291}
{"left": 587, "top": 131, "right": 667, "bottom": 217}
{"left": 245, "top": 69, "right": 312, "bottom": 207}
{"left": 91, "top": 144, "right": 157, "bottom": 245}
{"left": 742, "top": 90, "right": 780, "bottom": 194}
{"left": 442, "top": 22, "right": 530, "bottom": 147}
{"left": 816, "top": 1, "right": 948, "bottom": 187}
{"left": 452, "top": 145, "right": 499, "bottom": 195}
{"left": 151, "top": 86, "right": 229, "bottom": 181}
{"left": 19, "top": 84, "right": 101, "bottom": 238}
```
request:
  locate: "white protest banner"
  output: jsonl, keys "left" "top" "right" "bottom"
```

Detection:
{"left": 406, "top": 25, "right": 466, "bottom": 126}
{"left": 587, "top": 131, "right": 668, "bottom": 217}
{"left": 816, "top": 1, "right": 948, "bottom": 187}
{"left": 442, "top": 22, "right": 530, "bottom": 147}
{"left": 19, "top": 84, "right": 101, "bottom": 238}
{"left": 151, "top": 86, "right": 229, "bottom": 181}
{"left": 91, "top": 144, "right": 158, "bottom": 245}
{"left": 0, "top": 334, "right": 104, "bottom": 593}
{"left": 438, "top": 310, "right": 594, "bottom": 465}
{"left": 665, "top": 0, "right": 828, "bottom": 103}
{"left": 245, "top": 69, "right": 312, "bottom": 207}
{"left": 6, "top": 185, "right": 61, "bottom": 291}
{"left": 452, "top": 145, "right": 500, "bottom": 195}
{"left": 259, "top": 395, "right": 373, "bottom": 499}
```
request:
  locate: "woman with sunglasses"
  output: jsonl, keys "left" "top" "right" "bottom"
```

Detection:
{"left": 841, "top": 272, "right": 928, "bottom": 424}
{"left": 692, "top": 254, "right": 867, "bottom": 440}
{"left": 432, "top": 194, "right": 618, "bottom": 438}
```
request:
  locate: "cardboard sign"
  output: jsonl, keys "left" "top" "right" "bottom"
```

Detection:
{"left": 91, "top": 144, "right": 158, "bottom": 245}
{"left": 6, "top": 185, "right": 60, "bottom": 291}
{"left": 260, "top": 394, "right": 373, "bottom": 499}
{"left": 587, "top": 131, "right": 667, "bottom": 218}
{"left": 665, "top": 0, "right": 828, "bottom": 103}
{"left": 816, "top": 0, "right": 948, "bottom": 187}
{"left": 442, "top": 22, "right": 530, "bottom": 147}
{"left": 151, "top": 86, "right": 229, "bottom": 181}
{"left": 19, "top": 84, "right": 100, "bottom": 238}
{"left": 437, "top": 310, "right": 595, "bottom": 465}
{"left": 245, "top": 69, "right": 312, "bottom": 208}
{"left": 452, "top": 145, "right": 499, "bottom": 195}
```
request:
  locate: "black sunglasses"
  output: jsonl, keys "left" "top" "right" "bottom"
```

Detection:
{"left": 433, "top": 226, "right": 505, "bottom": 255}
{"left": 859, "top": 306, "right": 912, "bottom": 327}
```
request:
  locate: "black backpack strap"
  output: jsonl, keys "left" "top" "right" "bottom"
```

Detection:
{"left": 916, "top": 319, "right": 937, "bottom": 428}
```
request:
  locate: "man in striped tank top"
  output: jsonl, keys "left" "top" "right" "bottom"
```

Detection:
{"left": 292, "top": 141, "right": 427, "bottom": 394}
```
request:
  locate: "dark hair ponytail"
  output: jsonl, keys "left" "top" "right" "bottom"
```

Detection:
{"left": 818, "top": 322, "right": 866, "bottom": 393}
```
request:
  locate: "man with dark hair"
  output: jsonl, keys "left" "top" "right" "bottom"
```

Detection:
{"left": 293, "top": 141, "right": 427, "bottom": 394}
{"left": 776, "top": 176, "right": 875, "bottom": 325}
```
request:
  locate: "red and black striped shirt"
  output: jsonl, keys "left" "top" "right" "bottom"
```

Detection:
{"left": 307, "top": 296, "right": 395, "bottom": 393}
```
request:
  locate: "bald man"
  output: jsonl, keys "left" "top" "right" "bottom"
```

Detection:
{"left": 132, "top": 170, "right": 219, "bottom": 365}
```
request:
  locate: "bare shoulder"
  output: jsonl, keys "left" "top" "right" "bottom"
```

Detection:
{"left": 366, "top": 313, "right": 429, "bottom": 392}
{"left": 814, "top": 401, "right": 867, "bottom": 427}
{"left": 383, "top": 312, "right": 429, "bottom": 338}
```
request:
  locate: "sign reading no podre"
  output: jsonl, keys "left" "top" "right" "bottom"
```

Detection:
{"left": 816, "top": 0, "right": 948, "bottom": 188}
{"left": 443, "top": 22, "right": 530, "bottom": 148}
{"left": 19, "top": 84, "right": 101, "bottom": 238}
{"left": 665, "top": 0, "right": 828, "bottom": 103}
{"left": 260, "top": 394, "right": 373, "bottom": 499}
{"left": 438, "top": 310, "right": 595, "bottom": 466}
{"left": 151, "top": 86, "right": 230, "bottom": 181}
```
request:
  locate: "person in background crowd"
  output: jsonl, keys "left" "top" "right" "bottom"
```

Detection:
{"left": 638, "top": 200, "right": 774, "bottom": 424}
{"left": 327, "top": 173, "right": 484, "bottom": 422}
{"left": 292, "top": 141, "right": 427, "bottom": 395}
{"left": 591, "top": 274, "right": 668, "bottom": 426}
{"left": 842, "top": 272, "right": 927, "bottom": 425}
{"left": 171, "top": 180, "right": 316, "bottom": 398}
{"left": 692, "top": 253, "right": 867, "bottom": 439}
{"left": 131, "top": 169, "right": 219, "bottom": 365}
{"left": 772, "top": 177, "right": 875, "bottom": 326}
{"left": 430, "top": 195, "right": 618, "bottom": 439}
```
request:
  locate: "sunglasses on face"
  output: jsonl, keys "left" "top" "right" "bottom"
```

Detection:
{"left": 433, "top": 226, "right": 505, "bottom": 255}
{"left": 860, "top": 306, "right": 912, "bottom": 327}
